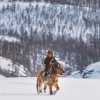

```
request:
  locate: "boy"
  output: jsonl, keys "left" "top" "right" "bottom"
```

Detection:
{"left": 44, "top": 50, "right": 57, "bottom": 80}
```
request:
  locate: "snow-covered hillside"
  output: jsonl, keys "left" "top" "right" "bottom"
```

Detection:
{"left": 0, "top": 1, "right": 100, "bottom": 78}
{"left": 0, "top": 2, "right": 99, "bottom": 41}
{"left": 70, "top": 71, "right": 82, "bottom": 78}
{"left": 82, "top": 62, "right": 100, "bottom": 79}
{"left": 0, "top": 77, "right": 100, "bottom": 100}
{"left": 70, "top": 61, "right": 100, "bottom": 79}
{"left": 0, "top": 56, "right": 28, "bottom": 77}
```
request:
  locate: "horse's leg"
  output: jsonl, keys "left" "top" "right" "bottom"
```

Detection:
{"left": 55, "top": 84, "right": 60, "bottom": 90}
{"left": 54, "top": 79, "right": 60, "bottom": 91}
{"left": 49, "top": 84, "right": 53, "bottom": 95}
{"left": 44, "top": 83, "right": 47, "bottom": 93}
{"left": 38, "top": 80, "right": 43, "bottom": 94}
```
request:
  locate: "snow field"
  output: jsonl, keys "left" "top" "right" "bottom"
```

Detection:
{"left": 0, "top": 77, "right": 100, "bottom": 100}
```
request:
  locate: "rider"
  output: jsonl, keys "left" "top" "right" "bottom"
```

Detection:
{"left": 44, "top": 50, "right": 57, "bottom": 80}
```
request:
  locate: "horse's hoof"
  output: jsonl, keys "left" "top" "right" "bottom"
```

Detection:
{"left": 40, "top": 90, "right": 42, "bottom": 93}
{"left": 50, "top": 92, "right": 53, "bottom": 95}
{"left": 57, "top": 87, "right": 60, "bottom": 90}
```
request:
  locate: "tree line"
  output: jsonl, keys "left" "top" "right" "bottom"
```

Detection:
{"left": 0, "top": 32, "right": 100, "bottom": 75}
{"left": 5, "top": 0, "right": 100, "bottom": 8}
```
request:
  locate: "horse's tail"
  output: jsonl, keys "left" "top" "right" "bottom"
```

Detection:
{"left": 36, "top": 78, "right": 39, "bottom": 93}
{"left": 36, "top": 71, "right": 40, "bottom": 93}
{"left": 36, "top": 70, "right": 44, "bottom": 94}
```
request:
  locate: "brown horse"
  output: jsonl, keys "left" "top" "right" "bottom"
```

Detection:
{"left": 36, "top": 63, "right": 65, "bottom": 95}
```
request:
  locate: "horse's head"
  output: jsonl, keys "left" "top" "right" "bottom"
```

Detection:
{"left": 50, "top": 62, "right": 65, "bottom": 76}
{"left": 56, "top": 64, "right": 65, "bottom": 76}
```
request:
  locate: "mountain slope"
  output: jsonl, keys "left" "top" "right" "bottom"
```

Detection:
{"left": 70, "top": 61, "right": 100, "bottom": 79}
{"left": 0, "top": 56, "right": 28, "bottom": 77}
{"left": 83, "top": 62, "right": 100, "bottom": 78}
{"left": 0, "top": 2, "right": 99, "bottom": 41}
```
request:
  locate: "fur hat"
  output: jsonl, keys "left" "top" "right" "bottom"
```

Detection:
{"left": 47, "top": 50, "right": 53, "bottom": 54}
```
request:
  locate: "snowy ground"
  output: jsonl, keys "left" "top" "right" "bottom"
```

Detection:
{"left": 0, "top": 77, "right": 100, "bottom": 100}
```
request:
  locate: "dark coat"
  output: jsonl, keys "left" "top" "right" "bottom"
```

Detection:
{"left": 44, "top": 56, "right": 57, "bottom": 72}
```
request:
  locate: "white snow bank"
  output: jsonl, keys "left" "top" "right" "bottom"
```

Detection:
{"left": 82, "top": 62, "right": 100, "bottom": 79}
{"left": 69, "top": 62, "right": 100, "bottom": 79}
{"left": 0, "top": 56, "right": 27, "bottom": 77}
{"left": 70, "top": 71, "right": 82, "bottom": 78}
{"left": 0, "top": 75, "right": 5, "bottom": 79}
